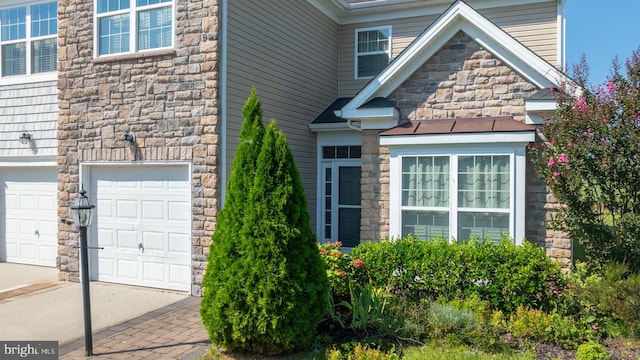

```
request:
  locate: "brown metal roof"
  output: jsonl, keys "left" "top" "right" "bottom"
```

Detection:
{"left": 380, "top": 116, "right": 535, "bottom": 136}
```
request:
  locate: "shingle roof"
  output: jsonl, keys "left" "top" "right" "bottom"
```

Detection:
{"left": 311, "top": 97, "right": 396, "bottom": 125}
{"left": 379, "top": 116, "right": 535, "bottom": 136}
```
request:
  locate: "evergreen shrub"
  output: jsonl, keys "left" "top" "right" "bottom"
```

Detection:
{"left": 353, "top": 236, "right": 566, "bottom": 314}
{"left": 201, "top": 91, "right": 328, "bottom": 355}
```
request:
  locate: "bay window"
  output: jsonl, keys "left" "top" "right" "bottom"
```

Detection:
{"left": 96, "top": 0, "right": 173, "bottom": 56}
{"left": 389, "top": 145, "right": 528, "bottom": 244}
{"left": 0, "top": 1, "right": 57, "bottom": 77}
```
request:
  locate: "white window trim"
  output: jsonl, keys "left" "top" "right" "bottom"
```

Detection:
{"left": 315, "top": 131, "right": 362, "bottom": 242}
{"left": 93, "top": 0, "right": 175, "bottom": 58}
{"left": 0, "top": 0, "right": 57, "bottom": 78}
{"left": 388, "top": 143, "right": 527, "bottom": 245}
{"left": 354, "top": 25, "right": 391, "bottom": 80}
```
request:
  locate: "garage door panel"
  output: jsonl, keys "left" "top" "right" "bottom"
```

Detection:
{"left": 116, "top": 200, "right": 138, "bottom": 218}
{"left": 143, "top": 262, "right": 165, "bottom": 282}
{"left": 142, "top": 201, "right": 164, "bottom": 220}
{"left": 169, "top": 264, "right": 190, "bottom": 286}
{"left": 116, "top": 230, "right": 140, "bottom": 249}
{"left": 117, "top": 260, "right": 139, "bottom": 279}
{"left": 143, "top": 231, "right": 164, "bottom": 251}
{"left": 91, "top": 165, "right": 191, "bottom": 291}
{"left": 98, "top": 229, "right": 114, "bottom": 247}
{"left": 168, "top": 201, "right": 190, "bottom": 221}
{"left": 1, "top": 168, "right": 57, "bottom": 267}
{"left": 169, "top": 233, "right": 190, "bottom": 253}
{"left": 39, "top": 220, "right": 56, "bottom": 237}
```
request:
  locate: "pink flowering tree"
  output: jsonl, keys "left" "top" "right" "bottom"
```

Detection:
{"left": 532, "top": 50, "right": 640, "bottom": 270}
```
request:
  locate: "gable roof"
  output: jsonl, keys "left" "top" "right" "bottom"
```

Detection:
{"left": 336, "top": 0, "right": 570, "bottom": 120}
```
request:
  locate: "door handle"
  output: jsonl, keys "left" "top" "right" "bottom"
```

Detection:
{"left": 35, "top": 230, "right": 40, "bottom": 237}
{"left": 138, "top": 243, "right": 144, "bottom": 253}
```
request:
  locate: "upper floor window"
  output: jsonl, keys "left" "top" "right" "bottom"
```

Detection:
{"left": 0, "top": 1, "right": 57, "bottom": 77}
{"left": 355, "top": 26, "right": 391, "bottom": 79}
{"left": 95, "top": 0, "right": 173, "bottom": 56}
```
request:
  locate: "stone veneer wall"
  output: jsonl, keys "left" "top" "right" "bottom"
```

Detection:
{"left": 360, "top": 130, "right": 390, "bottom": 242}
{"left": 57, "top": 0, "right": 220, "bottom": 295}
{"left": 360, "top": 31, "right": 571, "bottom": 266}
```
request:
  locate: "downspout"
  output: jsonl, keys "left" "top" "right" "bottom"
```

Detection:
{"left": 335, "top": 110, "right": 363, "bottom": 132}
{"left": 557, "top": 0, "right": 566, "bottom": 71}
{"left": 220, "top": 0, "right": 228, "bottom": 206}
{"left": 347, "top": 119, "right": 362, "bottom": 131}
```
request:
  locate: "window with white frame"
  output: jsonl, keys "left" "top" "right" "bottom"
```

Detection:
{"left": 392, "top": 149, "right": 525, "bottom": 244}
{"left": 401, "top": 154, "right": 511, "bottom": 242}
{"left": 95, "top": 0, "right": 173, "bottom": 56}
{"left": 355, "top": 26, "right": 391, "bottom": 79}
{"left": 0, "top": 1, "right": 57, "bottom": 77}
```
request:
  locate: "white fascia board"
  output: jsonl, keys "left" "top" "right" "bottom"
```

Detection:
{"left": 342, "top": 1, "right": 574, "bottom": 113}
{"left": 526, "top": 99, "right": 557, "bottom": 112}
{"left": 340, "top": 107, "right": 399, "bottom": 130}
{"left": 308, "top": 0, "right": 555, "bottom": 25}
{"left": 308, "top": 122, "right": 351, "bottom": 132}
{"left": 0, "top": 155, "right": 57, "bottom": 166}
{"left": 380, "top": 131, "right": 535, "bottom": 146}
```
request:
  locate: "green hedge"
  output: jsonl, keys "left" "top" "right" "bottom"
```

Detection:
{"left": 353, "top": 236, "right": 566, "bottom": 314}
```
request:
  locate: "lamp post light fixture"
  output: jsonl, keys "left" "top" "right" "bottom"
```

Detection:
{"left": 70, "top": 187, "right": 96, "bottom": 356}
{"left": 19, "top": 132, "right": 32, "bottom": 145}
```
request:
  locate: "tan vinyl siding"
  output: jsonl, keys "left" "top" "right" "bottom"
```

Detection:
{"left": 227, "top": 1, "right": 339, "bottom": 227}
{"left": 338, "top": 1, "right": 558, "bottom": 97}
{"left": 0, "top": 81, "right": 57, "bottom": 157}
{"left": 339, "top": 15, "right": 438, "bottom": 97}
{"left": 479, "top": 2, "right": 558, "bottom": 65}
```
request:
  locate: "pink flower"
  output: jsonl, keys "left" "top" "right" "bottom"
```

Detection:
{"left": 568, "top": 141, "right": 573, "bottom": 148}
{"left": 606, "top": 81, "right": 617, "bottom": 95}
{"left": 336, "top": 269, "right": 346, "bottom": 278}
{"left": 547, "top": 156, "right": 555, "bottom": 167}
{"left": 352, "top": 258, "right": 365, "bottom": 269}
{"left": 600, "top": 137, "right": 606, "bottom": 143}
{"left": 585, "top": 129, "right": 594, "bottom": 138}
{"left": 592, "top": 324, "right": 599, "bottom": 331}
{"left": 574, "top": 96, "right": 587, "bottom": 113}
{"left": 557, "top": 153, "right": 569, "bottom": 164}
{"left": 602, "top": 118, "right": 608, "bottom": 124}
{"left": 552, "top": 171, "right": 560, "bottom": 179}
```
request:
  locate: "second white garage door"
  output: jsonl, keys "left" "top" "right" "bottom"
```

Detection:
{"left": 89, "top": 165, "right": 191, "bottom": 292}
{"left": 1, "top": 167, "right": 57, "bottom": 267}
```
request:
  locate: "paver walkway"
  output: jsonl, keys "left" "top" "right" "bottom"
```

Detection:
{"left": 60, "top": 297, "right": 211, "bottom": 359}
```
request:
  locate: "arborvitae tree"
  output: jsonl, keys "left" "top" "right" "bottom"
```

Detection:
{"left": 201, "top": 88, "right": 266, "bottom": 348}
{"left": 234, "top": 120, "right": 329, "bottom": 354}
{"left": 201, "top": 92, "right": 328, "bottom": 355}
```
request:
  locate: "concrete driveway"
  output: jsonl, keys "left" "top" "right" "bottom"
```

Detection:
{"left": 0, "top": 263, "right": 188, "bottom": 345}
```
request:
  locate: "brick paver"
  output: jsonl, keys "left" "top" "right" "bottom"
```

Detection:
{"left": 60, "top": 297, "right": 210, "bottom": 359}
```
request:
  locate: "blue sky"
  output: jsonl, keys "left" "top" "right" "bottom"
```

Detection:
{"left": 565, "top": 0, "right": 640, "bottom": 85}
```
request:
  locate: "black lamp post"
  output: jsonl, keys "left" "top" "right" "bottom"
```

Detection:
{"left": 70, "top": 188, "right": 96, "bottom": 356}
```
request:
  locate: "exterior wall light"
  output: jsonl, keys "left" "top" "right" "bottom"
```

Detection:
{"left": 122, "top": 132, "right": 136, "bottom": 146}
{"left": 19, "top": 132, "right": 32, "bottom": 144}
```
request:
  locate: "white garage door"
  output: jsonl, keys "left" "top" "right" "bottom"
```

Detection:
{"left": 1, "top": 167, "right": 57, "bottom": 267}
{"left": 89, "top": 165, "right": 191, "bottom": 292}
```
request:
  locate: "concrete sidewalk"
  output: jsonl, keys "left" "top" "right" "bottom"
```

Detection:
{"left": 0, "top": 263, "right": 210, "bottom": 358}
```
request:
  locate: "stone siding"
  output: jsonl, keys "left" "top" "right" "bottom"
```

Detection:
{"left": 361, "top": 31, "right": 570, "bottom": 267}
{"left": 361, "top": 130, "right": 390, "bottom": 241}
{"left": 57, "top": 0, "right": 220, "bottom": 295}
{"left": 390, "top": 31, "right": 536, "bottom": 122}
